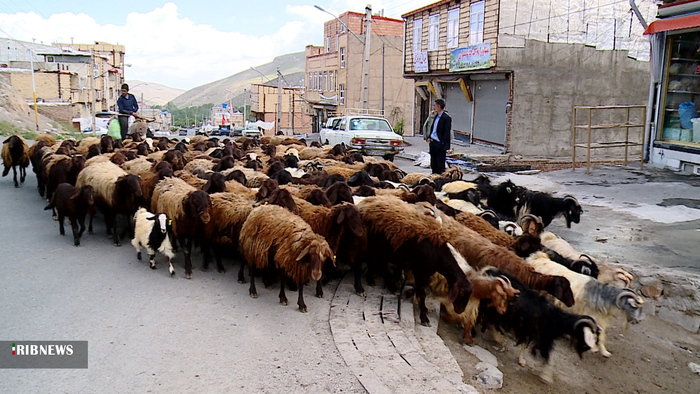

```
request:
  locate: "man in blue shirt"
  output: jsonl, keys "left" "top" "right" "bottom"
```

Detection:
{"left": 117, "top": 83, "right": 139, "bottom": 140}
{"left": 427, "top": 99, "right": 451, "bottom": 174}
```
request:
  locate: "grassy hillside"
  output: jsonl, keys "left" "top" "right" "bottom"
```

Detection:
{"left": 170, "top": 51, "right": 306, "bottom": 108}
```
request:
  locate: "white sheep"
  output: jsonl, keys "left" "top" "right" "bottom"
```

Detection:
{"left": 132, "top": 208, "right": 176, "bottom": 275}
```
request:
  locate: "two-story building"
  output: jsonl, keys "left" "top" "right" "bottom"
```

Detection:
{"left": 250, "top": 83, "right": 310, "bottom": 135}
{"left": 403, "top": 0, "right": 657, "bottom": 159}
{"left": 305, "top": 8, "right": 413, "bottom": 134}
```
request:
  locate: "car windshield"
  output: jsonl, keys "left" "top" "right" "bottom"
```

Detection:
{"left": 349, "top": 118, "right": 392, "bottom": 132}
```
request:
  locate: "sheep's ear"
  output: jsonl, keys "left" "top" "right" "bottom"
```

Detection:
{"left": 296, "top": 244, "right": 312, "bottom": 262}
{"left": 448, "top": 282, "right": 461, "bottom": 303}
{"left": 336, "top": 209, "right": 346, "bottom": 224}
{"left": 69, "top": 189, "right": 81, "bottom": 200}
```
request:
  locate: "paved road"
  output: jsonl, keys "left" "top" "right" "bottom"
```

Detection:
{"left": 0, "top": 174, "right": 364, "bottom": 392}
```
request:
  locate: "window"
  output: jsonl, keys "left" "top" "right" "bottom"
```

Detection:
{"left": 317, "top": 73, "right": 322, "bottom": 92}
{"left": 313, "top": 72, "right": 317, "bottom": 90}
{"left": 428, "top": 14, "right": 439, "bottom": 51}
{"left": 341, "top": 24, "right": 346, "bottom": 33}
{"left": 470, "top": 1, "right": 485, "bottom": 45}
{"left": 326, "top": 36, "right": 331, "bottom": 53}
{"left": 336, "top": 34, "right": 339, "bottom": 51}
{"left": 324, "top": 71, "right": 328, "bottom": 92}
{"left": 340, "top": 47, "right": 345, "bottom": 68}
{"left": 447, "top": 8, "right": 460, "bottom": 48}
{"left": 339, "top": 84, "right": 345, "bottom": 105}
{"left": 329, "top": 71, "right": 334, "bottom": 92}
{"left": 413, "top": 19, "right": 422, "bottom": 53}
{"left": 309, "top": 72, "right": 313, "bottom": 90}
{"left": 47, "top": 56, "right": 54, "bottom": 62}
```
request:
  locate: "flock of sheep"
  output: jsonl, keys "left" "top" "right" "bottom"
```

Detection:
{"left": 1, "top": 132, "right": 644, "bottom": 384}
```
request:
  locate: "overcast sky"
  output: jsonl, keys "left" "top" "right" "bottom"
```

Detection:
{"left": 0, "top": 0, "right": 427, "bottom": 90}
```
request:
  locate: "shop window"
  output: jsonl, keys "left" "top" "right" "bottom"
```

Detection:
{"left": 662, "top": 32, "right": 700, "bottom": 145}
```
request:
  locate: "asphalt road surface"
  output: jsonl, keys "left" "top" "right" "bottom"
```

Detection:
{"left": 0, "top": 174, "right": 363, "bottom": 393}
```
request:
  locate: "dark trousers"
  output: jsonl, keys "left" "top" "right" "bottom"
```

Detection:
{"left": 429, "top": 139, "right": 446, "bottom": 174}
{"left": 118, "top": 116, "right": 129, "bottom": 140}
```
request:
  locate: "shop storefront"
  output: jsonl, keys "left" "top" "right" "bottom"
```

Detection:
{"left": 644, "top": 7, "right": 700, "bottom": 173}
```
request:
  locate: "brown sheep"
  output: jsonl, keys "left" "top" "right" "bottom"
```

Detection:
{"left": 75, "top": 160, "right": 143, "bottom": 246}
{"left": 2, "top": 135, "right": 30, "bottom": 188}
{"left": 292, "top": 198, "right": 366, "bottom": 297}
{"left": 357, "top": 196, "right": 473, "bottom": 326}
{"left": 433, "top": 208, "right": 575, "bottom": 307}
{"left": 202, "top": 192, "right": 256, "bottom": 275}
{"left": 430, "top": 269, "right": 518, "bottom": 345}
{"left": 239, "top": 204, "right": 335, "bottom": 312}
{"left": 152, "top": 177, "right": 212, "bottom": 278}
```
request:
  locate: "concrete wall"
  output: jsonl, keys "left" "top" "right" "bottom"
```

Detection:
{"left": 499, "top": 39, "right": 650, "bottom": 158}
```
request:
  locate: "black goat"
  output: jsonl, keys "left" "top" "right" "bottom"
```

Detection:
{"left": 479, "top": 268, "right": 600, "bottom": 384}
{"left": 517, "top": 191, "right": 583, "bottom": 228}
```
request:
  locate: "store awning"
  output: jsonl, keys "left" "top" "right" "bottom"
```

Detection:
{"left": 644, "top": 13, "right": 700, "bottom": 35}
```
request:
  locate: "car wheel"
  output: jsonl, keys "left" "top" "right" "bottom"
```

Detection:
{"left": 383, "top": 154, "right": 395, "bottom": 162}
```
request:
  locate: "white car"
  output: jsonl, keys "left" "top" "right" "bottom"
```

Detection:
{"left": 319, "top": 116, "right": 342, "bottom": 144}
{"left": 322, "top": 115, "right": 403, "bottom": 161}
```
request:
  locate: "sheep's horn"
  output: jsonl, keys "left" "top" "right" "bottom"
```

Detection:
{"left": 563, "top": 195, "right": 580, "bottom": 205}
{"left": 615, "top": 290, "right": 642, "bottom": 308}
{"left": 573, "top": 317, "right": 597, "bottom": 332}
{"left": 497, "top": 274, "right": 512, "bottom": 287}
{"left": 518, "top": 213, "right": 540, "bottom": 227}
{"left": 578, "top": 254, "right": 595, "bottom": 264}
{"left": 478, "top": 209, "right": 498, "bottom": 219}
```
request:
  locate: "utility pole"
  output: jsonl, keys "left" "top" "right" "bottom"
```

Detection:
{"left": 30, "top": 38, "right": 39, "bottom": 131}
{"left": 289, "top": 91, "right": 293, "bottom": 130}
{"left": 381, "top": 42, "right": 385, "bottom": 114}
{"left": 90, "top": 50, "right": 96, "bottom": 133}
{"left": 243, "top": 89, "right": 248, "bottom": 125}
{"left": 361, "top": 5, "right": 372, "bottom": 110}
{"left": 277, "top": 67, "right": 282, "bottom": 135}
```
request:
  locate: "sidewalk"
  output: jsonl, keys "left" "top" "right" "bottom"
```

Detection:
{"left": 398, "top": 136, "right": 505, "bottom": 162}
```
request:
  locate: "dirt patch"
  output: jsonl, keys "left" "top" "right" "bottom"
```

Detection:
{"left": 439, "top": 314, "right": 700, "bottom": 393}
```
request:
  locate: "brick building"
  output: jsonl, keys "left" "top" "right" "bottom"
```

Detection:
{"left": 305, "top": 7, "right": 413, "bottom": 133}
{"left": 250, "top": 83, "right": 310, "bottom": 135}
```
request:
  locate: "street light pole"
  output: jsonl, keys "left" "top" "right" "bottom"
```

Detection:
{"left": 30, "top": 38, "right": 39, "bottom": 131}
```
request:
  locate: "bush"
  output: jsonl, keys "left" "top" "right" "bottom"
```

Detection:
{"left": 394, "top": 118, "right": 404, "bottom": 136}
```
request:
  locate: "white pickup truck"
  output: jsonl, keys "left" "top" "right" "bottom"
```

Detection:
{"left": 319, "top": 115, "right": 403, "bottom": 161}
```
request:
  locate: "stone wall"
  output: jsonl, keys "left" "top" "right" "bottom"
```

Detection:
{"left": 498, "top": 39, "right": 651, "bottom": 158}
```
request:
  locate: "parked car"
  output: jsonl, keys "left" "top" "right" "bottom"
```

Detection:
{"left": 319, "top": 116, "right": 342, "bottom": 144}
{"left": 230, "top": 126, "right": 244, "bottom": 137}
{"left": 242, "top": 125, "right": 262, "bottom": 138}
{"left": 321, "top": 115, "right": 403, "bottom": 161}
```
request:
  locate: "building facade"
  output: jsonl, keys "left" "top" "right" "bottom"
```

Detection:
{"left": 643, "top": 0, "right": 700, "bottom": 174}
{"left": 250, "top": 83, "right": 310, "bottom": 135}
{"left": 403, "top": 0, "right": 657, "bottom": 158}
{"left": 0, "top": 38, "right": 126, "bottom": 131}
{"left": 305, "top": 8, "right": 413, "bottom": 133}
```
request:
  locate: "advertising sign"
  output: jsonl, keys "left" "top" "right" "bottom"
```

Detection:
{"left": 449, "top": 43, "right": 491, "bottom": 72}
